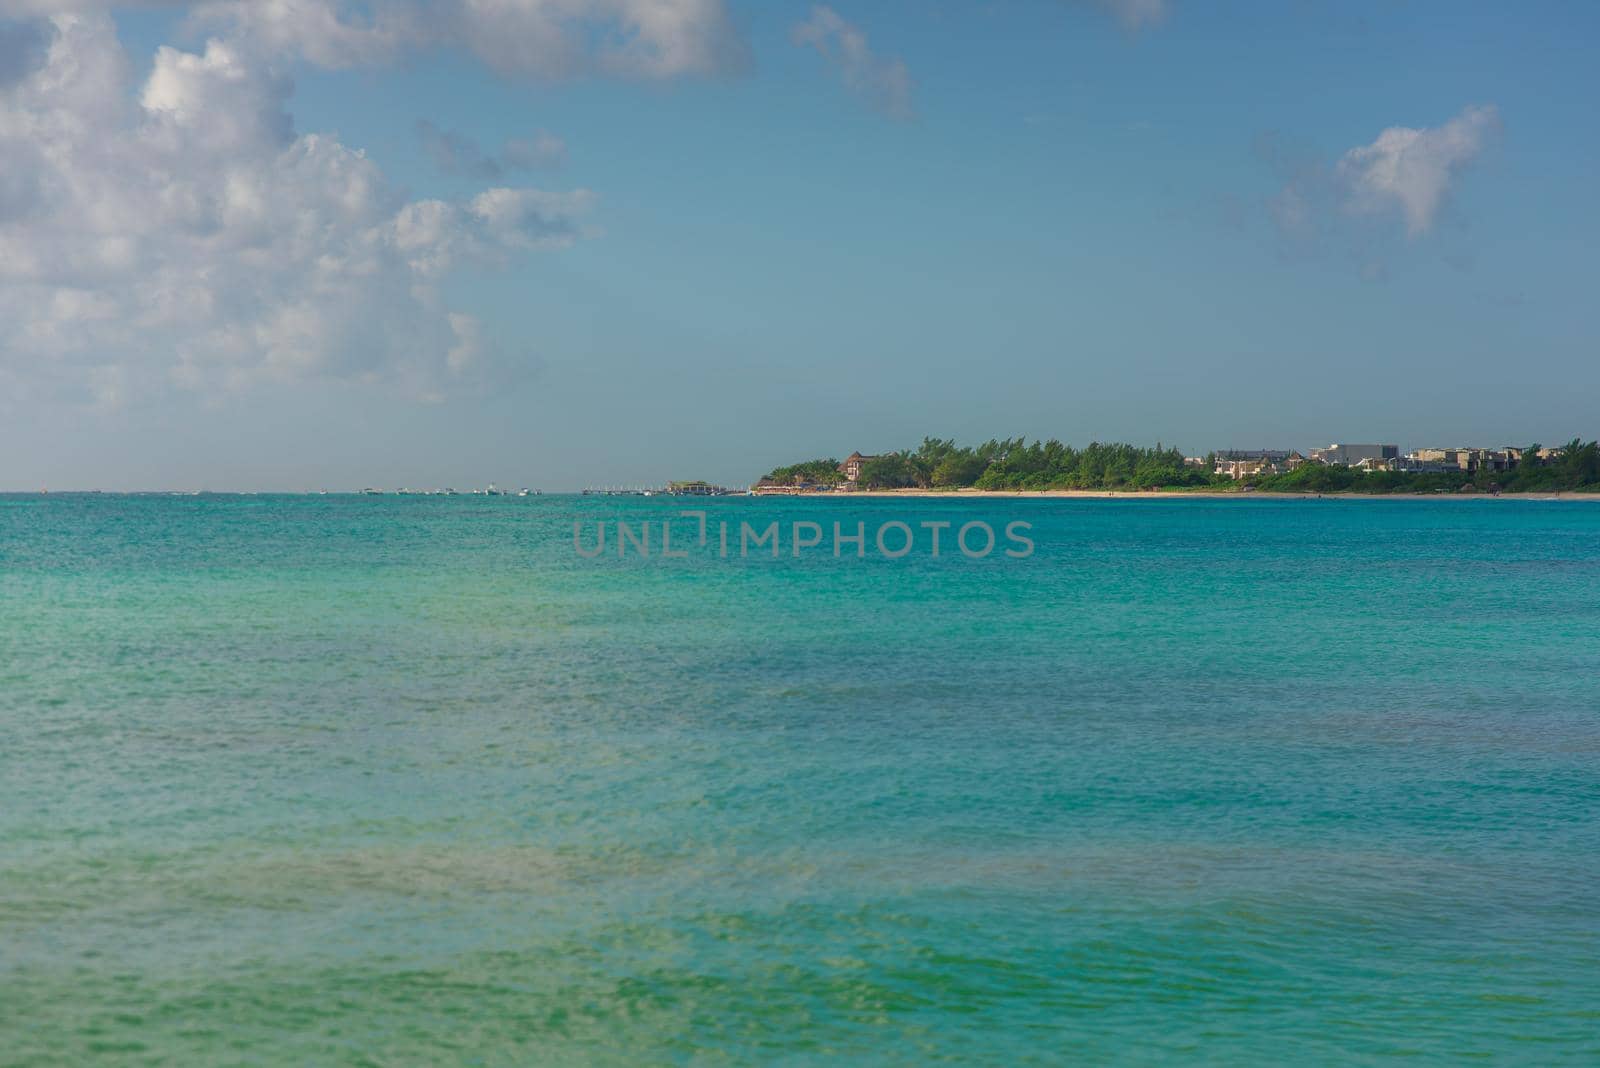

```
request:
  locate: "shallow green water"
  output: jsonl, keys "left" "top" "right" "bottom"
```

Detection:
{"left": 3, "top": 494, "right": 1598, "bottom": 1064}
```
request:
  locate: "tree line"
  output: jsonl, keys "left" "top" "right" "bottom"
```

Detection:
{"left": 759, "top": 438, "right": 1600, "bottom": 493}
{"left": 761, "top": 438, "right": 1206, "bottom": 491}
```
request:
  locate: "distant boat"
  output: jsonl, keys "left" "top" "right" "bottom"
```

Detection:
{"left": 361, "top": 488, "right": 383, "bottom": 495}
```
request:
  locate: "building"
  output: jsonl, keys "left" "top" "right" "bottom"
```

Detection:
{"left": 1215, "top": 457, "right": 1273, "bottom": 479}
{"left": 838, "top": 452, "right": 879, "bottom": 486}
{"left": 752, "top": 479, "right": 823, "bottom": 495}
{"left": 1309, "top": 443, "right": 1399, "bottom": 467}
{"left": 1476, "top": 449, "right": 1517, "bottom": 473}
{"left": 667, "top": 480, "right": 738, "bottom": 496}
{"left": 1407, "top": 448, "right": 1519, "bottom": 474}
{"left": 1212, "top": 450, "right": 1292, "bottom": 479}
{"left": 1394, "top": 456, "right": 1454, "bottom": 474}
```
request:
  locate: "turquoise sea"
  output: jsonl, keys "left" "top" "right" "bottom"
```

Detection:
{"left": 3, "top": 494, "right": 1598, "bottom": 1064}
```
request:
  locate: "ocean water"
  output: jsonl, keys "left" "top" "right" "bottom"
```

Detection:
{"left": 2, "top": 494, "right": 1598, "bottom": 1064}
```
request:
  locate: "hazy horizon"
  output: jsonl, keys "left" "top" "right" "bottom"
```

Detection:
{"left": 6, "top": 425, "right": 1597, "bottom": 494}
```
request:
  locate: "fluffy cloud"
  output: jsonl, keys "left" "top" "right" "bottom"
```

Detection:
{"left": 181, "top": 0, "right": 748, "bottom": 78}
{"left": 0, "top": 0, "right": 749, "bottom": 78}
{"left": 0, "top": 14, "right": 595, "bottom": 404}
{"left": 791, "top": 5, "right": 911, "bottom": 119}
{"left": 1266, "top": 105, "right": 1501, "bottom": 245}
{"left": 418, "top": 119, "right": 566, "bottom": 178}
{"left": 440, "top": 0, "right": 747, "bottom": 79}
{"left": 186, "top": 0, "right": 415, "bottom": 69}
{"left": 1336, "top": 105, "right": 1501, "bottom": 237}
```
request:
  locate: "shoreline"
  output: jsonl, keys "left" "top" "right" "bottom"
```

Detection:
{"left": 6, "top": 488, "right": 1597, "bottom": 500}
{"left": 813, "top": 488, "right": 1600, "bottom": 501}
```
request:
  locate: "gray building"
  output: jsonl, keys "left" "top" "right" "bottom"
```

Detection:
{"left": 1310, "top": 443, "right": 1399, "bottom": 466}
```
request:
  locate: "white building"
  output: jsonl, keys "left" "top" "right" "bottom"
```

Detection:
{"left": 1211, "top": 450, "right": 1293, "bottom": 479}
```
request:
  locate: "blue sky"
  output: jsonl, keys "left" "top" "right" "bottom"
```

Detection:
{"left": 1, "top": 1, "right": 1596, "bottom": 490}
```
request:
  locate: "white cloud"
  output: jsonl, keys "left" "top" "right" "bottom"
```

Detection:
{"left": 448, "top": 0, "right": 747, "bottom": 79}
{"left": 791, "top": 5, "right": 911, "bottom": 120}
{"left": 186, "top": 0, "right": 415, "bottom": 69}
{"left": 0, "top": 0, "right": 749, "bottom": 78}
{"left": 0, "top": 14, "right": 595, "bottom": 404}
{"left": 470, "top": 186, "right": 595, "bottom": 243}
{"left": 1336, "top": 104, "right": 1501, "bottom": 237}
{"left": 446, "top": 312, "right": 481, "bottom": 375}
{"left": 181, "top": 0, "right": 747, "bottom": 79}
{"left": 1264, "top": 105, "right": 1501, "bottom": 249}
{"left": 141, "top": 38, "right": 294, "bottom": 152}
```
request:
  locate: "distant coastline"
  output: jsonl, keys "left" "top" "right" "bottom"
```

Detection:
{"left": 6, "top": 487, "right": 1599, "bottom": 500}
{"left": 841, "top": 487, "right": 1600, "bottom": 500}
{"left": 7, "top": 487, "right": 1599, "bottom": 500}
{"left": 755, "top": 438, "right": 1600, "bottom": 497}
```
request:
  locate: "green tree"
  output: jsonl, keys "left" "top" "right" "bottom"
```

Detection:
{"left": 858, "top": 454, "right": 922, "bottom": 489}
{"left": 760, "top": 459, "right": 843, "bottom": 486}
{"left": 1560, "top": 439, "right": 1599, "bottom": 486}
{"left": 931, "top": 453, "right": 987, "bottom": 487}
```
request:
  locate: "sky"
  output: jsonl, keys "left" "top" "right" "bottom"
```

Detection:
{"left": 1, "top": 0, "right": 1596, "bottom": 491}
